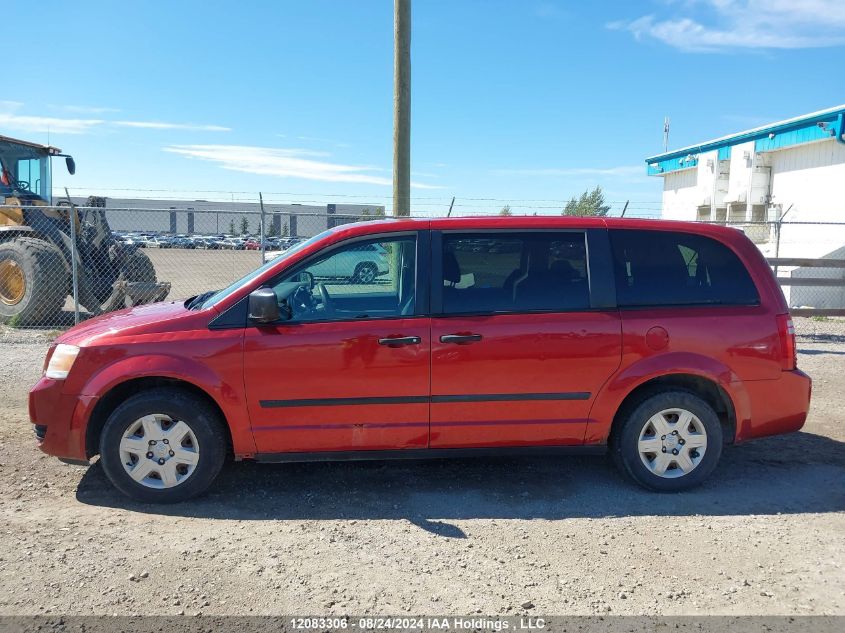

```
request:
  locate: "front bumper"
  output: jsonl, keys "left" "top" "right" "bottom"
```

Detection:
{"left": 29, "top": 376, "right": 95, "bottom": 461}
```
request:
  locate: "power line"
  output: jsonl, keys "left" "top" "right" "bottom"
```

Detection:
{"left": 61, "top": 186, "right": 664, "bottom": 206}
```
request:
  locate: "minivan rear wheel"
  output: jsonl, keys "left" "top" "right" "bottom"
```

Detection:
{"left": 99, "top": 388, "right": 227, "bottom": 503}
{"left": 611, "top": 390, "right": 723, "bottom": 491}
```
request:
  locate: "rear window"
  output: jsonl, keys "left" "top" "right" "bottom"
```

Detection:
{"left": 609, "top": 229, "right": 759, "bottom": 307}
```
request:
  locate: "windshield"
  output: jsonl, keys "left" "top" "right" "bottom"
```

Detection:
{"left": 0, "top": 142, "right": 51, "bottom": 201}
{"left": 196, "top": 231, "right": 327, "bottom": 310}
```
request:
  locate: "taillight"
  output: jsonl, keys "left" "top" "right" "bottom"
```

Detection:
{"left": 776, "top": 313, "right": 796, "bottom": 371}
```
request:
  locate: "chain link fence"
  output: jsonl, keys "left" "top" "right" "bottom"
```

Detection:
{"left": 0, "top": 200, "right": 374, "bottom": 328}
{"left": 1, "top": 200, "right": 843, "bottom": 328}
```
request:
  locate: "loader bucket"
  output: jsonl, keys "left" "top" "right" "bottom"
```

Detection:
{"left": 97, "top": 280, "right": 171, "bottom": 314}
{"left": 125, "top": 281, "right": 171, "bottom": 306}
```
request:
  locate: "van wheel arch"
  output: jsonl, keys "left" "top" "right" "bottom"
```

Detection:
{"left": 86, "top": 377, "right": 233, "bottom": 459}
{"left": 608, "top": 374, "right": 736, "bottom": 446}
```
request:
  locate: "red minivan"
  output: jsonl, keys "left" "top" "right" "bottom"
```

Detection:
{"left": 29, "top": 217, "right": 811, "bottom": 502}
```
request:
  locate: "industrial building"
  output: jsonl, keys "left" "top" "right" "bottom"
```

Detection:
{"left": 645, "top": 104, "right": 845, "bottom": 308}
{"left": 64, "top": 196, "right": 384, "bottom": 237}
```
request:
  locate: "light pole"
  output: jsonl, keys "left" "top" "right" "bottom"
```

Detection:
{"left": 393, "top": 0, "right": 411, "bottom": 216}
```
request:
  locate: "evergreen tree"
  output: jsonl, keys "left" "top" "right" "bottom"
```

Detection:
{"left": 562, "top": 186, "right": 611, "bottom": 217}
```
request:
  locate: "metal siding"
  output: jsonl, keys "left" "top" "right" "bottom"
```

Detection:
{"left": 768, "top": 140, "right": 845, "bottom": 260}
{"left": 660, "top": 169, "right": 699, "bottom": 220}
{"left": 754, "top": 124, "right": 833, "bottom": 152}
{"left": 648, "top": 155, "right": 698, "bottom": 176}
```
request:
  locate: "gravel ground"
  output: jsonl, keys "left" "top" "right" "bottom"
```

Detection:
{"left": 0, "top": 318, "right": 843, "bottom": 616}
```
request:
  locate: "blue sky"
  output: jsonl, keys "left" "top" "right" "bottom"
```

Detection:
{"left": 4, "top": 0, "right": 845, "bottom": 216}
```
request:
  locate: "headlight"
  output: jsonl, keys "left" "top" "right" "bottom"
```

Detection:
{"left": 45, "top": 344, "right": 80, "bottom": 380}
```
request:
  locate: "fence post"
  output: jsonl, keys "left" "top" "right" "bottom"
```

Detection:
{"left": 258, "top": 192, "right": 266, "bottom": 265}
{"left": 63, "top": 188, "right": 80, "bottom": 325}
{"left": 773, "top": 204, "right": 794, "bottom": 278}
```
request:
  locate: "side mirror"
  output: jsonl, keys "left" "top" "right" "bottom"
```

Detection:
{"left": 248, "top": 288, "right": 281, "bottom": 324}
{"left": 65, "top": 155, "right": 76, "bottom": 175}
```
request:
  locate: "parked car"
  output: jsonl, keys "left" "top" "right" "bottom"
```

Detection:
{"left": 193, "top": 236, "right": 219, "bottom": 249}
{"left": 216, "top": 238, "right": 245, "bottom": 250}
{"left": 310, "top": 242, "right": 388, "bottom": 283}
{"left": 143, "top": 236, "right": 172, "bottom": 249}
{"left": 122, "top": 234, "right": 145, "bottom": 248}
{"left": 30, "top": 217, "right": 811, "bottom": 503}
{"left": 169, "top": 237, "right": 196, "bottom": 249}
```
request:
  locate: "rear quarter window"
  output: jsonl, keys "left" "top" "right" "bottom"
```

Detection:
{"left": 609, "top": 229, "right": 759, "bottom": 307}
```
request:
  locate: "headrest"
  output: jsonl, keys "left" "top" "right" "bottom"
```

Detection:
{"left": 443, "top": 250, "right": 461, "bottom": 284}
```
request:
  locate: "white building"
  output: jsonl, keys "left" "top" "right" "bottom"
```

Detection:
{"left": 645, "top": 104, "right": 845, "bottom": 308}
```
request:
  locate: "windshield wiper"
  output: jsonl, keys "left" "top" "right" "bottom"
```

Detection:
{"left": 186, "top": 290, "right": 216, "bottom": 310}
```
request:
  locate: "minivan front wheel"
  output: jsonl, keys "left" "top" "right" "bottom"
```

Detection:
{"left": 99, "top": 388, "right": 227, "bottom": 503}
{"left": 612, "top": 391, "right": 723, "bottom": 492}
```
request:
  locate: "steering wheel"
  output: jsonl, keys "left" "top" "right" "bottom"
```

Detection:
{"left": 12, "top": 179, "right": 30, "bottom": 191}
{"left": 317, "top": 283, "right": 335, "bottom": 318}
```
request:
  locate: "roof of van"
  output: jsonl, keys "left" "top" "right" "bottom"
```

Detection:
{"left": 339, "top": 215, "right": 744, "bottom": 233}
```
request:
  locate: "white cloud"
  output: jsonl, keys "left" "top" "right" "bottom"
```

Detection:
{"left": 0, "top": 107, "right": 104, "bottom": 135}
{"left": 610, "top": 0, "right": 845, "bottom": 52}
{"left": 164, "top": 144, "right": 443, "bottom": 189}
{"left": 493, "top": 165, "right": 643, "bottom": 178}
{"left": 114, "top": 120, "right": 231, "bottom": 132}
{"left": 0, "top": 101, "right": 229, "bottom": 135}
{"left": 50, "top": 104, "right": 121, "bottom": 114}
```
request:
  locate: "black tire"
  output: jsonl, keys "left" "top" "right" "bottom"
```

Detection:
{"left": 610, "top": 390, "right": 723, "bottom": 492}
{"left": 99, "top": 388, "right": 228, "bottom": 503}
{"left": 351, "top": 261, "right": 377, "bottom": 284}
{"left": 124, "top": 250, "right": 156, "bottom": 283}
{"left": 0, "top": 237, "right": 69, "bottom": 325}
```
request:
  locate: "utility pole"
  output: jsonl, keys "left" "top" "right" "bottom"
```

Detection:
{"left": 393, "top": 0, "right": 411, "bottom": 216}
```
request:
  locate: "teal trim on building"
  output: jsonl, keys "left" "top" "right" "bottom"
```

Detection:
{"left": 646, "top": 104, "right": 845, "bottom": 176}
{"left": 754, "top": 123, "right": 833, "bottom": 152}
{"left": 647, "top": 155, "right": 697, "bottom": 176}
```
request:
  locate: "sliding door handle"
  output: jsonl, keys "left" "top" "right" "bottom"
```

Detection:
{"left": 440, "top": 333, "right": 483, "bottom": 345}
{"left": 378, "top": 336, "right": 421, "bottom": 347}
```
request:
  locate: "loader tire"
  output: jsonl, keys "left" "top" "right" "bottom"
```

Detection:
{"left": 125, "top": 250, "right": 156, "bottom": 283}
{"left": 0, "top": 237, "right": 69, "bottom": 326}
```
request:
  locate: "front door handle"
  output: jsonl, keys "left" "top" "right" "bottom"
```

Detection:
{"left": 378, "top": 336, "right": 421, "bottom": 347}
{"left": 440, "top": 333, "right": 483, "bottom": 345}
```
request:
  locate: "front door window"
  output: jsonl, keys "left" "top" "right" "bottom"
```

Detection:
{"left": 272, "top": 236, "right": 417, "bottom": 322}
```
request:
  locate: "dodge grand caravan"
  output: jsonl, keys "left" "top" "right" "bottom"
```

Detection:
{"left": 30, "top": 217, "right": 811, "bottom": 502}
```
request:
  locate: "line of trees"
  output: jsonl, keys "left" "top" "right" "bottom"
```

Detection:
{"left": 498, "top": 186, "right": 611, "bottom": 217}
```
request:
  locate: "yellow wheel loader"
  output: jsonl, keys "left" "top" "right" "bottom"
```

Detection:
{"left": 0, "top": 135, "right": 169, "bottom": 325}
